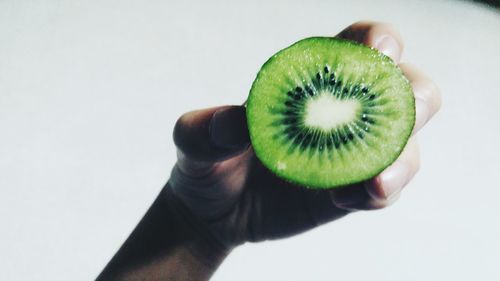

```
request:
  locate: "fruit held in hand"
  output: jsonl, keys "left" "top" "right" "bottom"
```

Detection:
{"left": 246, "top": 37, "right": 415, "bottom": 189}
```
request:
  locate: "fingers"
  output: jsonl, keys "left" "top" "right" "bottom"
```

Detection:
{"left": 326, "top": 23, "right": 438, "bottom": 211}
{"left": 330, "top": 137, "right": 420, "bottom": 211}
{"left": 399, "top": 63, "right": 442, "bottom": 135}
{"left": 336, "top": 21, "right": 404, "bottom": 63}
{"left": 337, "top": 22, "right": 441, "bottom": 133}
{"left": 173, "top": 105, "right": 250, "bottom": 176}
{"left": 365, "top": 137, "right": 420, "bottom": 202}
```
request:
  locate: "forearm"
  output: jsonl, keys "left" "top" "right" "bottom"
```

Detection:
{"left": 97, "top": 184, "right": 230, "bottom": 281}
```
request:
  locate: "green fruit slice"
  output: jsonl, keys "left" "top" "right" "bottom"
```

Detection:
{"left": 246, "top": 37, "right": 415, "bottom": 189}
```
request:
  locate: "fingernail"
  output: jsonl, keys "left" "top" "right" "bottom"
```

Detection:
{"left": 378, "top": 161, "right": 410, "bottom": 200}
{"left": 375, "top": 36, "right": 400, "bottom": 62}
{"left": 414, "top": 97, "right": 430, "bottom": 134}
{"left": 210, "top": 106, "right": 250, "bottom": 150}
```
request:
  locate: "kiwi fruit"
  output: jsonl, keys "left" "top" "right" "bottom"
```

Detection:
{"left": 246, "top": 37, "right": 415, "bottom": 189}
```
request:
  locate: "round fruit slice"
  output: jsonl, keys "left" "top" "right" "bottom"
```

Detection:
{"left": 246, "top": 37, "right": 415, "bottom": 189}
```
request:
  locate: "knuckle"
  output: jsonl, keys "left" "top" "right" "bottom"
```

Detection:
{"left": 173, "top": 115, "right": 188, "bottom": 146}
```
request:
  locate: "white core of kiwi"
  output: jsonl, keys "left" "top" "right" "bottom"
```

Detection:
{"left": 303, "top": 93, "right": 361, "bottom": 131}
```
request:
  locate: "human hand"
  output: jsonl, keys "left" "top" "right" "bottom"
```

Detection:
{"left": 169, "top": 21, "right": 442, "bottom": 251}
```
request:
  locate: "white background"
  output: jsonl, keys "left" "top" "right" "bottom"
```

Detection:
{"left": 0, "top": 0, "right": 499, "bottom": 280}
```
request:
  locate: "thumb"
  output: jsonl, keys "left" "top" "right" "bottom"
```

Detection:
{"left": 173, "top": 105, "right": 250, "bottom": 166}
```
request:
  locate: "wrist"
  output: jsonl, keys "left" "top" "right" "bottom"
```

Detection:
{"left": 162, "top": 184, "right": 232, "bottom": 269}
{"left": 98, "top": 184, "right": 231, "bottom": 281}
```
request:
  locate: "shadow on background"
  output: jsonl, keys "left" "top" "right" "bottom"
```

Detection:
{"left": 470, "top": 0, "right": 499, "bottom": 8}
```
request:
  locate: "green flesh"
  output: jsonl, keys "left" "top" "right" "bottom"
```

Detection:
{"left": 246, "top": 37, "right": 415, "bottom": 189}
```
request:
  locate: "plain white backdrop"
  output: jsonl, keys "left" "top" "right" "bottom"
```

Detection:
{"left": 0, "top": 0, "right": 499, "bottom": 280}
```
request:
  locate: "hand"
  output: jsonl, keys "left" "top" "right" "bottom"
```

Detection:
{"left": 98, "top": 21, "right": 443, "bottom": 280}
{"left": 169, "top": 21, "right": 442, "bottom": 250}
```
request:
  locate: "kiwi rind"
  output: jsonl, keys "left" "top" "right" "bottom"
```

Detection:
{"left": 246, "top": 37, "right": 415, "bottom": 189}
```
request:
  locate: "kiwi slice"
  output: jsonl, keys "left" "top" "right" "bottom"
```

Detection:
{"left": 246, "top": 37, "right": 415, "bottom": 189}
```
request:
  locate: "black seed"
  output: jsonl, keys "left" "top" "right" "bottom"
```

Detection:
{"left": 365, "top": 118, "right": 375, "bottom": 124}
{"left": 329, "top": 74, "right": 336, "bottom": 85}
{"left": 324, "top": 66, "right": 329, "bottom": 73}
{"left": 305, "top": 86, "right": 314, "bottom": 96}
{"left": 316, "top": 73, "right": 321, "bottom": 81}
{"left": 295, "top": 86, "right": 303, "bottom": 93}
{"left": 361, "top": 114, "right": 368, "bottom": 121}
{"left": 369, "top": 94, "right": 376, "bottom": 100}
{"left": 341, "top": 134, "right": 348, "bottom": 144}
{"left": 334, "top": 138, "right": 341, "bottom": 148}
{"left": 333, "top": 80, "right": 341, "bottom": 91}
{"left": 293, "top": 134, "right": 304, "bottom": 145}
{"left": 347, "top": 133, "right": 354, "bottom": 140}
{"left": 286, "top": 133, "right": 299, "bottom": 140}
{"left": 330, "top": 133, "right": 340, "bottom": 147}
{"left": 324, "top": 137, "right": 331, "bottom": 148}
{"left": 333, "top": 134, "right": 342, "bottom": 148}
{"left": 342, "top": 88, "right": 349, "bottom": 96}
{"left": 301, "top": 134, "right": 312, "bottom": 149}
{"left": 287, "top": 91, "right": 294, "bottom": 97}
{"left": 358, "top": 132, "right": 364, "bottom": 139}
{"left": 361, "top": 87, "right": 369, "bottom": 93}
{"left": 285, "top": 127, "right": 298, "bottom": 135}
{"left": 310, "top": 137, "right": 319, "bottom": 149}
